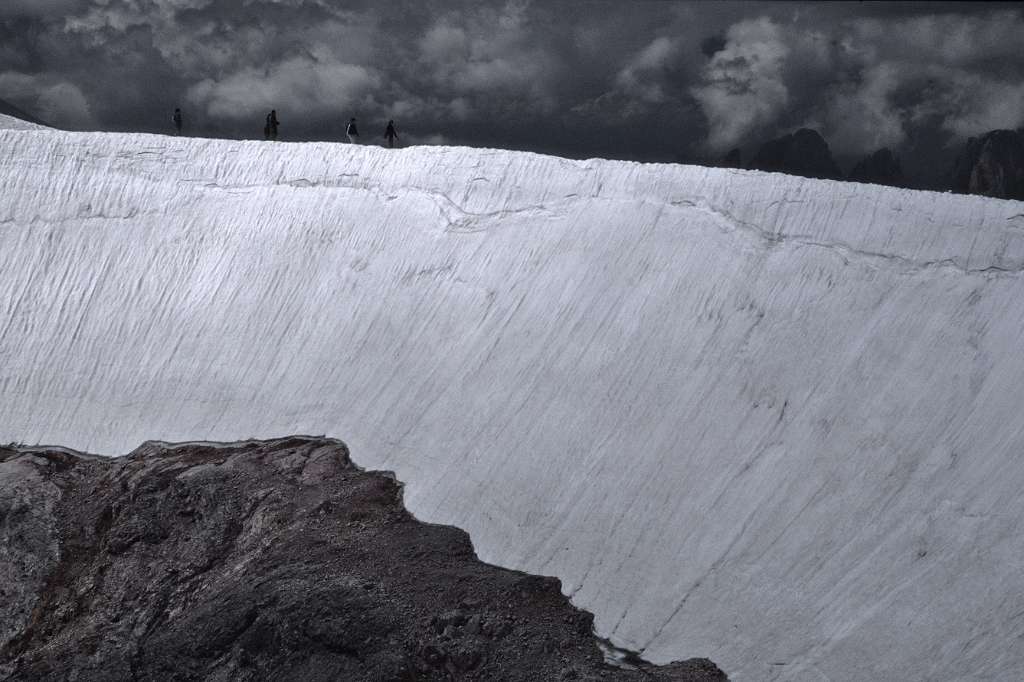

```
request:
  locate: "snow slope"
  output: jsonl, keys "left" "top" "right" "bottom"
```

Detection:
{"left": 2, "top": 114, "right": 1023, "bottom": 681}
{"left": 0, "top": 112, "right": 45, "bottom": 131}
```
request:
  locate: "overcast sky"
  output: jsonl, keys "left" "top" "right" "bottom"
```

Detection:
{"left": 3, "top": 1, "right": 1022, "bottom": 181}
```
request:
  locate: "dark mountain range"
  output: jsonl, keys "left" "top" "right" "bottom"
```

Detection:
{"left": 951, "top": 129, "right": 1024, "bottom": 201}
{"left": 747, "top": 128, "right": 844, "bottom": 181}
{"left": 728, "top": 127, "right": 1022, "bottom": 200}
{"left": 848, "top": 148, "right": 905, "bottom": 188}
{"left": 719, "top": 148, "right": 743, "bottom": 169}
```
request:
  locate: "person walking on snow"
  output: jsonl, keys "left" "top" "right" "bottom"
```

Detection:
{"left": 346, "top": 117, "right": 359, "bottom": 143}
{"left": 384, "top": 120, "right": 398, "bottom": 148}
{"left": 266, "top": 110, "right": 280, "bottom": 140}
{"left": 172, "top": 108, "right": 183, "bottom": 135}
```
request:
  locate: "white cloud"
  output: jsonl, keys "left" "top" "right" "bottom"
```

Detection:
{"left": 420, "top": 24, "right": 469, "bottom": 65}
{"left": 691, "top": 17, "right": 791, "bottom": 153}
{"left": 415, "top": 2, "right": 563, "bottom": 112}
{"left": 938, "top": 75, "right": 1024, "bottom": 138}
{"left": 2, "top": 0, "right": 1022, "bottom": 161}
{"left": 0, "top": 72, "right": 96, "bottom": 128}
{"left": 855, "top": 11, "right": 1024, "bottom": 68}
{"left": 186, "top": 56, "right": 379, "bottom": 121}
{"left": 848, "top": 11, "right": 1024, "bottom": 142}
{"left": 691, "top": 9, "right": 1024, "bottom": 156}
{"left": 613, "top": 37, "right": 681, "bottom": 105}
{"left": 811, "top": 62, "right": 906, "bottom": 155}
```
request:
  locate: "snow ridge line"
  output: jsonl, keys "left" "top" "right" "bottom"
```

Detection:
{"left": 5, "top": 127, "right": 1023, "bottom": 280}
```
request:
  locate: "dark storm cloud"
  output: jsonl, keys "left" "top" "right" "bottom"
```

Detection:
{"left": 0, "top": 0, "right": 85, "bottom": 18}
{"left": 693, "top": 7, "right": 1024, "bottom": 154}
{"left": 2, "top": 1, "right": 1022, "bottom": 177}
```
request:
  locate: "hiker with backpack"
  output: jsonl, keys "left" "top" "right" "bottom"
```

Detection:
{"left": 265, "top": 110, "right": 279, "bottom": 140}
{"left": 384, "top": 120, "right": 399, "bottom": 148}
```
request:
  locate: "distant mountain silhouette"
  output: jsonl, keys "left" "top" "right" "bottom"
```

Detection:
{"left": 951, "top": 129, "right": 1024, "bottom": 201}
{"left": 849, "top": 148, "right": 905, "bottom": 188}
{"left": 748, "top": 128, "right": 843, "bottom": 181}
{"left": 0, "top": 98, "right": 47, "bottom": 126}
{"left": 719, "top": 148, "right": 743, "bottom": 169}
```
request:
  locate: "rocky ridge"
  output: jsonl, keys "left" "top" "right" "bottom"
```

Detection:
{"left": 747, "top": 128, "right": 844, "bottom": 181}
{"left": 951, "top": 129, "right": 1024, "bottom": 201}
{"left": 0, "top": 437, "right": 726, "bottom": 681}
{"left": 848, "top": 148, "right": 905, "bottom": 187}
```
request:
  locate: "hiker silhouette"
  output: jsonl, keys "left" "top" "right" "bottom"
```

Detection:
{"left": 346, "top": 117, "right": 359, "bottom": 144}
{"left": 384, "top": 120, "right": 398, "bottom": 148}
{"left": 172, "top": 108, "right": 183, "bottom": 135}
{"left": 265, "top": 110, "right": 279, "bottom": 140}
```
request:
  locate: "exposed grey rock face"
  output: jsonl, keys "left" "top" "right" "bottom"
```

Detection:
{"left": 0, "top": 437, "right": 726, "bottom": 682}
{"left": 848, "top": 148, "right": 905, "bottom": 187}
{"left": 0, "top": 455, "right": 61, "bottom": 650}
{"left": 748, "top": 128, "right": 843, "bottom": 180}
{"left": 951, "top": 129, "right": 1024, "bottom": 200}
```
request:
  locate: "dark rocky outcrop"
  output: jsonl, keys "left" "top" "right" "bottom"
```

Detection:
{"left": 848, "top": 148, "right": 905, "bottom": 187}
{"left": 951, "top": 129, "right": 1024, "bottom": 200}
{"left": 748, "top": 128, "right": 843, "bottom": 180}
{"left": 0, "top": 437, "right": 726, "bottom": 681}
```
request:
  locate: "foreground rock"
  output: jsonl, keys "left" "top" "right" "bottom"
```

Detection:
{"left": 0, "top": 437, "right": 726, "bottom": 681}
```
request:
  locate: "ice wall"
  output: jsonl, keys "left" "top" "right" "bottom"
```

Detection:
{"left": 2, "top": 115, "right": 1023, "bottom": 680}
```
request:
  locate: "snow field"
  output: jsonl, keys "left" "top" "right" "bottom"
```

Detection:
{"left": 2, "top": 114, "right": 1024, "bottom": 680}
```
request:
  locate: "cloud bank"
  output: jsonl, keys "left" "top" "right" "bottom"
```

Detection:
{"left": 2, "top": 1, "right": 1021, "bottom": 183}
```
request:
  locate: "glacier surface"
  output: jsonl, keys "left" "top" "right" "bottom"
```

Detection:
{"left": 2, "top": 113, "right": 1023, "bottom": 680}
